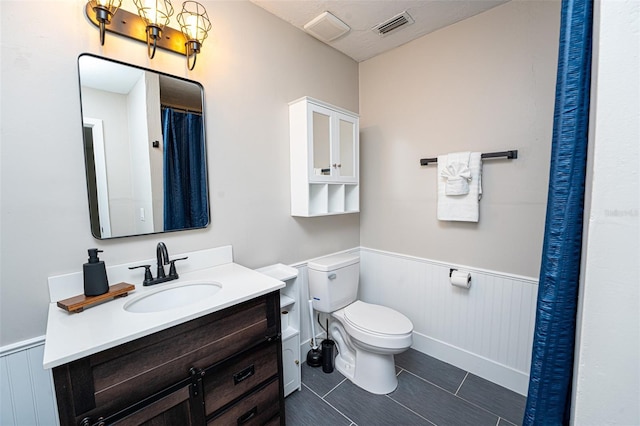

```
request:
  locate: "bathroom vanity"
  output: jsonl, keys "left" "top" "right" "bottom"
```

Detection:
{"left": 44, "top": 246, "right": 286, "bottom": 425}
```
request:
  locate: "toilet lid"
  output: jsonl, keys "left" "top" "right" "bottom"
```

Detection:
{"left": 343, "top": 301, "right": 413, "bottom": 336}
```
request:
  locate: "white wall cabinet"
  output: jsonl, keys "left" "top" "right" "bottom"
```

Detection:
{"left": 289, "top": 97, "right": 359, "bottom": 216}
{"left": 257, "top": 263, "right": 301, "bottom": 397}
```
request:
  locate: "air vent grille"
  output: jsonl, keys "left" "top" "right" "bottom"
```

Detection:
{"left": 373, "top": 11, "right": 414, "bottom": 36}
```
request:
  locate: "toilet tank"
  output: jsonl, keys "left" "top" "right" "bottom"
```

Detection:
{"left": 308, "top": 253, "right": 359, "bottom": 313}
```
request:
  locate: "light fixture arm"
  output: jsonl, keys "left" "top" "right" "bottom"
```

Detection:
{"left": 92, "top": 4, "right": 114, "bottom": 46}
{"left": 186, "top": 40, "right": 201, "bottom": 71}
{"left": 99, "top": 20, "right": 107, "bottom": 46}
{"left": 146, "top": 25, "right": 162, "bottom": 59}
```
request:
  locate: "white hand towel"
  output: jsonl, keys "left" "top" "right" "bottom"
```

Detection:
{"left": 437, "top": 152, "right": 483, "bottom": 222}
{"left": 441, "top": 152, "right": 472, "bottom": 195}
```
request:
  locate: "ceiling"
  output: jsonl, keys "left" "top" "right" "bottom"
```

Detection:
{"left": 79, "top": 56, "right": 203, "bottom": 110}
{"left": 250, "top": 0, "right": 510, "bottom": 62}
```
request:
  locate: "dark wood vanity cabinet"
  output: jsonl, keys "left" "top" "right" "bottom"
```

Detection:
{"left": 52, "top": 292, "right": 285, "bottom": 426}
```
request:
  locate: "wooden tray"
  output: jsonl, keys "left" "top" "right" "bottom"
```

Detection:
{"left": 57, "top": 283, "right": 135, "bottom": 313}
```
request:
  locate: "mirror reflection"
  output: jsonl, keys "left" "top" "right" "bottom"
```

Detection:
{"left": 339, "top": 118, "right": 355, "bottom": 178}
{"left": 78, "top": 54, "right": 209, "bottom": 239}
{"left": 312, "top": 111, "right": 331, "bottom": 175}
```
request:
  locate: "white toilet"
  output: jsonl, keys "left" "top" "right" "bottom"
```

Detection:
{"left": 308, "top": 253, "right": 413, "bottom": 394}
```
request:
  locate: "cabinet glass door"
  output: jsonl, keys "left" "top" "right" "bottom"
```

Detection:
{"left": 338, "top": 117, "right": 356, "bottom": 179}
{"left": 312, "top": 111, "right": 331, "bottom": 179}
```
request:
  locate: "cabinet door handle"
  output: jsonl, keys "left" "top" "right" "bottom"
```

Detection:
{"left": 237, "top": 406, "right": 258, "bottom": 425}
{"left": 233, "top": 364, "right": 255, "bottom": 385}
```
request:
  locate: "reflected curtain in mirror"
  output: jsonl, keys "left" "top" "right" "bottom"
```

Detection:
{"left": 162, "top": 108, "right": 208, "bottom": 231}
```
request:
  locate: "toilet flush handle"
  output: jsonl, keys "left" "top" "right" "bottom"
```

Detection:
{"left": 328, "top": 273, "right": 337, "bottom": 280}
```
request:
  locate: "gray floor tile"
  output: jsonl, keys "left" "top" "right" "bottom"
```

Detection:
{"left": 389, "top": 371, "right": 499, "bottom": 426}
{"left": 456, "top": 374, "right": 526, "bottom": 425}
{"left": 395, "top": 349, "right": 468, "bottom": 393}
{"left": 295, "top": 350, "right": 526, "bottom": 426}
{"left": 285, "top": 385, "right": 352, "bottom": 426}
{"left": 325, "top": 379, "right": 431, "bottom": 426}
{"left": 301, "top": 361, "right": 347, "bottom": 397}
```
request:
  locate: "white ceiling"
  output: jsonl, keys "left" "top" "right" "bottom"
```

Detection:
{"left": 250, "top": 0, "right": 510, "bottom": 62}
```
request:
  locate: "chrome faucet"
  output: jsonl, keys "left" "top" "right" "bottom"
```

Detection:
{"left": 129, "top": 242, "right": 188, "bottom": 286}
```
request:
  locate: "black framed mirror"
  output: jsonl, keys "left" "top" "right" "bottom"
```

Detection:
{"left": 78, "top": 54, "right": 209, "bottom": 239}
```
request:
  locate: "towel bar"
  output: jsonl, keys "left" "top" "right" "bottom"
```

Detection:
{"left": 420, "top": 150, "right": 518, "bottom": 166}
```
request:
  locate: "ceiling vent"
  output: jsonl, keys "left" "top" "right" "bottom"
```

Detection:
{"left": 304, "top": 11, "right": 351, "bottom": 43}
{"left": 372, "top": 11, "right": 414, "bottom": 37}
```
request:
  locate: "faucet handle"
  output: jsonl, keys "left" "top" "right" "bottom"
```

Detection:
{"left": 128, "top": 265, "right": 153, "bottom": 285}
{"left": 168, "top": 256, "right": 188, "bottom": 278}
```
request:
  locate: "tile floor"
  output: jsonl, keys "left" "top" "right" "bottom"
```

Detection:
{"left": 285, "top": 349, "right": 526, "bottom": 426}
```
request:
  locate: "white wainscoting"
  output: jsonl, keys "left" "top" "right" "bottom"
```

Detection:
{"left": 0, "top": 337, "right": 59, "bottom": 426}
{"left": 360, "top": 247, "right": 538, "bottom": 395}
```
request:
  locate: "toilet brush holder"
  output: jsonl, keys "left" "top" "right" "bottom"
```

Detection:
{"left": 321, "top": 339, "right": 335, "bottom": 373}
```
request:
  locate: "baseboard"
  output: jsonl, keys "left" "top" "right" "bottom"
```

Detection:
{"left": 412, "top": 331, "right": 529, "bottom": 396}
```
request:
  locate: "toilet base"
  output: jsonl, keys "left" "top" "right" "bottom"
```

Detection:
{"left": 335, "top": 348, "right": 398, "bottom": 395}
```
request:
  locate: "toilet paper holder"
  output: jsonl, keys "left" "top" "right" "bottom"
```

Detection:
{"left": 449, "top": 268, "right": 472, "bottom": 288}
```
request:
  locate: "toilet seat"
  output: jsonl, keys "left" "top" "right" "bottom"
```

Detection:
{"left": 343, "top": 301, "right": 413, "bottom": 336}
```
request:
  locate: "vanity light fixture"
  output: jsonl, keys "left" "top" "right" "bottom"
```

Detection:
{"left": 176, "top": 1, "right": 212, "bottom": 71}
{"left": 84, "top": 0, "right": 211, "bottom": 70}
{"left": 132, "top": 0, "right": 175, "bottom": 59}
{"left": 90, "top": 0, "right": 123, "bottom": 46}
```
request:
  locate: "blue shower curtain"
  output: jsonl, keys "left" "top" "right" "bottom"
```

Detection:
{"left": 523, "top": 0, "right": 593, "bottom": 424}
{"left": 162, "top": 107, "right": 208, "bottom": 231}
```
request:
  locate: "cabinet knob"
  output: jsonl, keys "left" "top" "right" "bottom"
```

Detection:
{"left": 337, "top": 163, "right": 342, "bottom": 168}
{"left": 295, "top": 360, "right": 299, "bottom": 365}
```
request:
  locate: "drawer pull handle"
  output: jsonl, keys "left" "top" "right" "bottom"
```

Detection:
{"left": 237, "top": 406, "right": 258, "bottom": 425}
{"left": 233, "top": 364, "right": 255, "bottom": 385}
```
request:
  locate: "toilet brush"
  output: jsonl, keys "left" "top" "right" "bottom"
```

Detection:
{"left": 306, "top": 300, "right": 322, "bottom": 367}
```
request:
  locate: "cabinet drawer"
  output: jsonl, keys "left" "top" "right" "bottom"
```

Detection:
{"left": 204, "top": 343, "right": 279, "bottom": 416}
{"left": 207, "top": 379, "right": 280, "bottom": 426}
{"left": 111, "top": 384, "right": 195, "bottom": 426}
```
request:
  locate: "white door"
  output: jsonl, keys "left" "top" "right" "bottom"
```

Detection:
{"left": 84, "top": 118, "right": 112, "bottom": 238}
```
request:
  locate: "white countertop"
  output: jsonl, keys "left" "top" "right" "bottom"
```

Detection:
{"left": 43, "top": 258, "right": 285, "bottom": 369}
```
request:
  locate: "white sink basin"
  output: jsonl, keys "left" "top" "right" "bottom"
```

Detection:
{"left": 124, "top": 281, "right": 222, "bottom": 313}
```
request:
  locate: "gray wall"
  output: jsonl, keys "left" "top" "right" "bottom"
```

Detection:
{"left": 359, "top": 0, "right": 560, "bottom": 278}
{"left": 0, "top": 1, "right": 359, "bottom": 347}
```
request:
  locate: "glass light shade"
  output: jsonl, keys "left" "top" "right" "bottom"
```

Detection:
{"left": 177, "top": 1, "right": 212, "bottom": 44}
{"left": 133, "top": 0, "right": 174, "bottom": 29}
